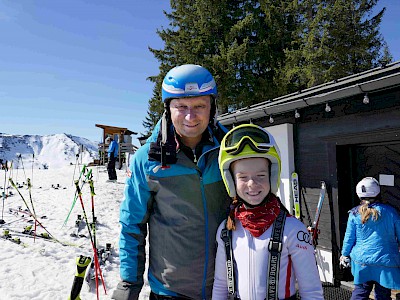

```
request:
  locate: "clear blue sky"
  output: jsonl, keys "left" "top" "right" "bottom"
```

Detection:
{"left": 1, "top": 1, "right": 399, "bottom": 143}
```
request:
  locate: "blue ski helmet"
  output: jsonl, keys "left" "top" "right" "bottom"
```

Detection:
{"left": 162, "top": 64, "right": 217, "bottom": 103}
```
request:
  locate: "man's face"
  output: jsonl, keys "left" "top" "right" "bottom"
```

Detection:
{"left": 169, "top": 96, "right": 211, "bottom": 146}
{"left": 232, "top": 158, "right": 271, "bottom": 206}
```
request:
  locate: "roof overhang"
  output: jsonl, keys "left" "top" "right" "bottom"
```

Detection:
{"left": 95, "top": 124, "right": 137, "bottom": 136}
{"left": 218, "top": 61, "right": 400, "bottom": 125}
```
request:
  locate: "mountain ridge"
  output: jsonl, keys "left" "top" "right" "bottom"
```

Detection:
{"left": 0, "top": 133, "right": 99, "bottom": 169}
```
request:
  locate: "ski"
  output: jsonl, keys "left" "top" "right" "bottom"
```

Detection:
{"left": 70, "top": 214, "right": 86, "bottom": 238}
{"left": 98, "top": 243, "right": 112, "bottom": 265}
{"left": 1, "top": 216, "right": 31, "bottom": 227}
{"left": 3, "top": 225, "right": 83, "bottom": 247}
{"left": 6, "top": 207, "right": 47, "bottom": 239}
{"left": 85, "top": 243, "right": 112, "bottom": 292}
{"left": 68, "top": 255, "right": 92, "bottom": 300}
{"left": 8, "top": 207, "right": 47, "bottom": 220}
{"left": 20, "top": 225, "right": 63, "bottom": 243}
{"left": 291, "top": 172, "right": 301, "bottom": 219}
{"left": 309, "top": 181, "right": 326, "bottom": 247}
{"left": 85, "top": 259, "right": 95, "bottom": 288}
{"left": 1, "top": 229, "right": 28, "bottom": 247}
{"left": 2, "top": 210, "right": 33, "bottom": 226}
{"left": 0, "top": 188, "right": 14, "bottom": 198}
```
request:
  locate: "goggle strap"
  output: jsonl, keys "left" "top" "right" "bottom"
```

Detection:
{"left": 226, "top": 138, "right": 269, "bottom": 155}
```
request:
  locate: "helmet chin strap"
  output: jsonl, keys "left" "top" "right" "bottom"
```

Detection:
{"left": 161, "top": 111, "right": 168, "bottom": 145}
{"left": 160, "top": 110, "right": 169, "bottom": 169}
{"left": 212, "top": 96, "right": 218, "bottom": 127}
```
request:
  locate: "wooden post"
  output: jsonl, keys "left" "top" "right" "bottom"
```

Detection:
{"left": 103, "top": 130, "right": 107, "bottom": 166}
{"left": 119, "top": 132, "right": 122, "bottom": 170}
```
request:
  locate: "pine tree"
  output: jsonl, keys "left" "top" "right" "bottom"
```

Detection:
{"left": 142, "top": 76, "right": 164, "bottom": 134}
{"left": 281, "top": 0, "right": 392, "bottom": 91}
{"left": 143, "top": 0, "right": 393, "bottom": 131}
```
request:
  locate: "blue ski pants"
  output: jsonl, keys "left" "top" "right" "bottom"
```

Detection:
{"left": 351, "top": 281, "right": 391, "bottom": 300}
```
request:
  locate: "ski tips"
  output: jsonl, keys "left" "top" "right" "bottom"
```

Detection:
{"left": 76, "top": 255, "right": 92, "bottom": 271}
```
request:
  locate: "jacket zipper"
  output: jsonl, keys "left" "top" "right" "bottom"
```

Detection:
{"left": 248, "top": 231, "right": 256, "bottom": 299}
{"left": 199, "top": 175, "right": 209, "bottom": 300}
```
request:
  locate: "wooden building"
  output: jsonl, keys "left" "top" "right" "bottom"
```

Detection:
{"left": 218, "top": 61, "right": 400, "bottom": 285}
{"left": 95, "top": 124, "right": 138, "bottom": 168}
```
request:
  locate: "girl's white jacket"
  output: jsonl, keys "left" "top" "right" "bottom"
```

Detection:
{"left": 212, "top": 215, "right": 324, "bottom": 300}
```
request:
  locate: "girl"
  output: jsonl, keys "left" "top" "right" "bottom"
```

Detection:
{"left": 213, "top": 124, "right": 323, "bottom": 300}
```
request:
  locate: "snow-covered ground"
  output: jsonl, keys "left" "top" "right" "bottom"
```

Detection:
{"left": 0, "top": 165, "right": 150, "bottom": 300}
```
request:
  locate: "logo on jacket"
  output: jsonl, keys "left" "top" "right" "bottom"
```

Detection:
{"left": 297, "top": 230, "right": 312, "bottom": 245}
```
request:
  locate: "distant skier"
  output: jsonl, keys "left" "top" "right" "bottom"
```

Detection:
{"left": 106, "top": 136, "right": 118, "bottom": 181}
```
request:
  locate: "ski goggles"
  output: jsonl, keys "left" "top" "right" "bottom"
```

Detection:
{"left": 223, "top": 126, "right": 272, "bottom": 155}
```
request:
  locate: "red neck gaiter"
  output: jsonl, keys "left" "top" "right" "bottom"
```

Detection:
{"left": 235, "top": 194, "right": 281, "bottom": 237}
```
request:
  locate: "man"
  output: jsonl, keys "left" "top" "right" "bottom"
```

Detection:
{"left": 112, "top": 64, "right": 230, "bottom": 300}
{"left": 106, "top": 136, "right": 118, "bottom": 181}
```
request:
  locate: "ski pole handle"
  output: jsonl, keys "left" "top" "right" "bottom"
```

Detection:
{"left": 89, "top": 180, "right": 96, "bottom": 196}
{"left": 74, "top": 180, "right": 82, "bottom": 196}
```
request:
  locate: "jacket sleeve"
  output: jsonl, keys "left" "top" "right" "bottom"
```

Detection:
{"left": 118, "top": 147, "right": 152, "bottom": 294}
{"left": 286, "top": 218, "right": 324, "bottom": 299}
{"left": 212, "top": 222, "right": 229, "bottom": 300}
{"left": 341, "top": 213, "right": 356, "bottom": 257}
{"left": 393, "top": 208, "right": 400, "bottom": 247}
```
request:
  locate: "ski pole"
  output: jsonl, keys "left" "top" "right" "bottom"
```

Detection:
{"left": 74, "top": 180, "right": 106, "bottom": 298}
{"left": 9, "top": 178, "right": 65, "bottom": 245}
{"left": 63, "top": 165, "right": 89, "bottom": 227}
{"left": 18, "top": 154, "right": 27, "bottom": 184}
{"left": 309, "top": 181, "right": 326, "bottom": 247}
{"left": 0, "top": 161, "right": 8, "bottom": 224}
{"left": 31, "top": 153, "right": 34, "bottom": 185}
{"left": 15, "top": 158, "right": 19, "bottom": 186}
{"left": 72, "top": 153, "right": 79, "bottom": 187}
{"left": 27, "top": 178, "right": 38, "bottom": 241}
{"left": 88, "top": 179, "right": 97, "bottom": 250}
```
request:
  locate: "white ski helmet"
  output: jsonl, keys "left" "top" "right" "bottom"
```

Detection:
{"left": 356, "top": 177, "right": 380, "bottom": 198}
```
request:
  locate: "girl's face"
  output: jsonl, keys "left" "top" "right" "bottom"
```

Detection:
{"left": 232, "top": 157, "right": 271, "bottom": 206}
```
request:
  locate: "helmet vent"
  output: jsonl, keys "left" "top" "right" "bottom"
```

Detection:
{"left": 361, "top": 185, "right": 366, "bottom": 192}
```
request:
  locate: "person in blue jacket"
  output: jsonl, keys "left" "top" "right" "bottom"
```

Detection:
{"left": 341, "top": 177, "right": 400, "bottom": 300}
{"left": 112, "top": 64, "right": 229, "bottom": 300}
{"left": 106, "top": 136, "right": 119, "bottom": 181}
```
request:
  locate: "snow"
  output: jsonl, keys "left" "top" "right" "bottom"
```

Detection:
{"left": 0, "top": 165, "right": 150, "bottom": 299}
